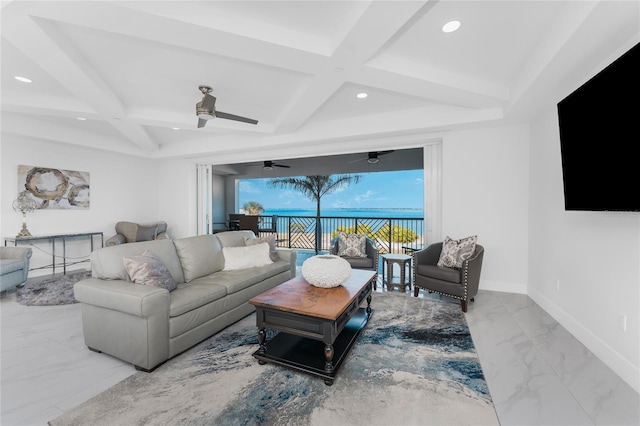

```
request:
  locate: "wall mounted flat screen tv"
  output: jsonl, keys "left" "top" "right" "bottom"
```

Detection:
{"left": 557, "top": 42, "right": 639, "bottom": 212}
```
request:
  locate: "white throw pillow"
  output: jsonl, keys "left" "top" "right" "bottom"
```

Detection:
{"left": 222, "top": 242, "right": 273, "bottom": 271}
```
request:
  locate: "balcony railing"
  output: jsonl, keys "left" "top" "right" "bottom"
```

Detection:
{"left": 258, "top": 215, "right": 424, "bottom": 254}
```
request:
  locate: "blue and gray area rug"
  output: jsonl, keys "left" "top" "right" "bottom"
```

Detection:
{"left": 49, "top": 291, "right": 498, "bottom": 425}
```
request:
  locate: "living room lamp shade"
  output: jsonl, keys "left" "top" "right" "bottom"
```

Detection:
{"left": 12, "top": 192, "right": 38, "bottom": 237}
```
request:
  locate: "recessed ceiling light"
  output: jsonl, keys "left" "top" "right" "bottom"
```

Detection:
{"left": 14, "top": 76, "right": 32, "bottom": 83}
{"left": 442, "top": 20, "right": 461, "bottom": 33}
{"left": 76, "top": 117, "right": 87, "bottom": 121}
{"left": 171, "top": 127, "right": 180, "bottom": 130}
{"left": 356, "top": 92, "right": 368, "bottom": 99}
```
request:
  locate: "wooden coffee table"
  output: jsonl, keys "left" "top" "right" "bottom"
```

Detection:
{"left": 249, "top": 269, "right": 376, "bottom": 385}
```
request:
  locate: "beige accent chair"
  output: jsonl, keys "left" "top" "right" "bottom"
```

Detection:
{"left": 105, "top": 221, "right": 168, "bottom": 246}
{"left": 412, "top": 242, "right": 484, "bottom": 312}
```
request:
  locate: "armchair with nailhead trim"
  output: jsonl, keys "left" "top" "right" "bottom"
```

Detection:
{"left": 412, "top": 242, "right": 484, "bottom": 312}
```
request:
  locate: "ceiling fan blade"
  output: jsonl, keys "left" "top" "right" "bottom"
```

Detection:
{"left": 216, "top": 111, "right": 258, "bottom": 125}
{"left": 197, "top": 118, "right": 208, "bottom": 128}
{"left": 274, "top": 164, "right": 290, "bottom": 168}
{"left": 377, "top": 150, "right": 394, "bottom": 156}
{"left": 201, "top": 93, "right": 216, "bottom": 110}
{"left": 348, "top": 156, "right": 367, "bottom": 164}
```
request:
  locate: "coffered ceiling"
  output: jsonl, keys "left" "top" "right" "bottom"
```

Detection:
{"left": 2, "top": 1, "right": 638, "bottom": 166}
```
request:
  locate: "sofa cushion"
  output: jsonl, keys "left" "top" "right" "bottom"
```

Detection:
{"left": 91, "top": 239, "right": 185, "bottom": 284}
{"left": 215, "top": 230, "right": 256, "bottom": 247}
{"left": 222, "top": 243, "right": 273, "bottom": 271}
{"left": 437, "top": 235, "right": 477, "bottom": 268}
{"left": 173, "top": 234, "right": 224, "bottom": 283}
{"left": 245, "top": 234, "right": 279, "bottom": 261}
{"left": 337, "top": 232, "right": 367, "bottom": 258}
{"left": 169, "top": 282, "right": 227, "bottom": 317}
{"left": 195, "top": 261, "right": 291, "bottom": 295}
{"left": 123, "top": 250, "right": 177, "bottom": 292}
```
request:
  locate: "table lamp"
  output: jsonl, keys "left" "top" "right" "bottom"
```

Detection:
{"left": 12, "top": 192, "right": 37, "bottom": 237}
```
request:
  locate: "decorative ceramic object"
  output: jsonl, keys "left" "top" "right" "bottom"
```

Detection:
{"left": 301, "top": 255, "right": 352, "bottom": 288}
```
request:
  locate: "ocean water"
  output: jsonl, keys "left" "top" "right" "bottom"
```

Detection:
{"left": 262, "top": 208, "right": 423, "bottom": 218}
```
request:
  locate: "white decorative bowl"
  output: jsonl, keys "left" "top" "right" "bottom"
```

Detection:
{"left": 301, "top": 255, "right": 352, "bottom": 288}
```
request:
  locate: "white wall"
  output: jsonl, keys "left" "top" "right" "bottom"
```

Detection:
{"left": 528, "top": 108, "right": 640, "bottom": 392}
{"left": 442, "top": 125, "right": 530, "bottom": 294}
{"left": 155, "top": 158, "right": 195, "bottom": 239}
{"left": 1, "top": 135, "right": 161, "bottom": 276}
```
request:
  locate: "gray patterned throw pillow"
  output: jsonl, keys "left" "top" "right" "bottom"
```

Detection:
{"left": 123, "top": 250, "right": 177, "bottom": 292}
{"left": 437, "top": 235, "right": 477, "bottom": 268}
{"left": 337, "top": 232, "right": 367, "bottom": 258}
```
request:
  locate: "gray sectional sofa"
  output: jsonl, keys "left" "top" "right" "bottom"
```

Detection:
{"left": 74, "top": 231, "right": 296, "bottom": 371}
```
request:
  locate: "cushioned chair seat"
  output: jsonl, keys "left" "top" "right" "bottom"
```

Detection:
{"left": 413, "top": 242, "right": 484, "bottom": 312}
{"left": 415, "top": 264, "right": 461, "bottom": 284}
{"left": 106, "top": 221, "right": 169, "bottom": 246}
{"left": 341, "top": 256, "right": 374, "bottom": 269}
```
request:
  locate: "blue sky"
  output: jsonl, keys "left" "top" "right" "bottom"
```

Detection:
{"left": 238, "top": 169, "right": 424, "bottom": 211}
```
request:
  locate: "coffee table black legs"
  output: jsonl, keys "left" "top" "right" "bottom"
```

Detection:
{"left": 257, "top": 328, "right": 267, "bottom": 364}
{"left": 324, "top": 344, "right": 335, "bottom": 385}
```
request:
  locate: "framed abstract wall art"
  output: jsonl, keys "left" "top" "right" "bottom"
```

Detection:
{"left": 17, "top": 165, "right": 90, "bottom": 210}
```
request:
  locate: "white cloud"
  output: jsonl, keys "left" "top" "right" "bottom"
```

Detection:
{"left": 277, "top": 190, "right": 297, "bottom": 199}
{"left": 354, "top": 190, "right": 376, "bottom": 203}
{"left": 239, "top": 181, "right": 260, "bottom": 194}
{"left": 331, "top": 200, "right": 351, "bottom": 208}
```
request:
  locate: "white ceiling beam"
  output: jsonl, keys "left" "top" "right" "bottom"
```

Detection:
{"left": 1, "top": 7, "right": 158, "bottom": 151}
{"left": 274, "top": 1, "right": 429, "bottom": 134}
{"left": 26, "top": 1, "right": 326, "bottom": 74}
{"left": 1, "top": 113, "right": 149, "bottom": 157}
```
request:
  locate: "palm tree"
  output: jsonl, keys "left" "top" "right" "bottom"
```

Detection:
{"left": 242, "top": 201, "right": 265, "bottom": 215}
{"left": 267, "top": 175, "right": 361, "bottom": 252}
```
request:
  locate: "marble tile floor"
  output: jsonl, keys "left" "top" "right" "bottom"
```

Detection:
{"left": 1, "top": 283, "right": 638, "bottom": 425}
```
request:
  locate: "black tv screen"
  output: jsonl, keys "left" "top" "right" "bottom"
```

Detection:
{"left": 557, "top": 42, "right": 639, "bottom": 212}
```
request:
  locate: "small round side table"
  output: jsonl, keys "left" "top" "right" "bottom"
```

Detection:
{"left": 381, "top": 253, "right": 412, "bottom": 292}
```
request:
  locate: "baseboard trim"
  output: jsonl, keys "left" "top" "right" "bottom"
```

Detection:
{"left": 479, "top": 279, "right": 527, "bottom": 294}
{"left": 527, "top": 285, "right": 639, "bottom": 394}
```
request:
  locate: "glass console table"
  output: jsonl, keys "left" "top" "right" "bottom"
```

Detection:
{"left": 4, "top": 232, "right": 104, "bottom": 275}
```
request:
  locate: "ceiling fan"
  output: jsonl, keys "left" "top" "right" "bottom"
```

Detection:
{"left": 196, "top": 86, "right": 258, "bottom": 128}
{"left": 348, "top": 150, "right": 395, "bottom": 164}
{"left": 262, "top": 161, "right": 290, "bottom": 170}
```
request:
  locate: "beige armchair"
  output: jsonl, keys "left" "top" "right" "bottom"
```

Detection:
{"left": 413, "top": 242, "right": 484, "bottom": 312}
{"left": 105, "top": 221, "right": 168, "bottom": 246}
